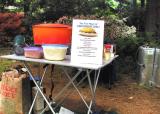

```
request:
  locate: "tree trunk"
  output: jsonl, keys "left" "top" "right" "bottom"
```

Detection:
{"left": 155, "top": 1, "right": 160, "bottom": 38}
{"left": 141, "top": 0, "right": 145, "bottom": 8}
{"left": 145, "top": 0, "right": 157, "bottom": 38}
{"left": 23, "top": 0, "right": 30, "bottom": 16}
{"left": 131, "top": 0, "right": 137, "bottom": 10}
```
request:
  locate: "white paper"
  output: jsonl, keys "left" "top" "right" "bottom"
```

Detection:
{"left": 59, "top": 107, "right": 74, "bottom": 114}
{"left": 71, "top": 19, "right": 104, "bottom": 65}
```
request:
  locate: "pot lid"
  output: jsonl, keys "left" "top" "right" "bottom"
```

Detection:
{"left": 33, "top": 23, "right": 71, "bottom": 28}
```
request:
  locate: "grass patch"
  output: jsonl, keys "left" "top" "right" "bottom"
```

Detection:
{"left": 0, "top": 60, "right": 13, "bottom": 73}
{"left": 0, "top": 48, "right": 13, "bottom": 73}
{"left": 0, "top": 48, "right": 12, "bottom": 56}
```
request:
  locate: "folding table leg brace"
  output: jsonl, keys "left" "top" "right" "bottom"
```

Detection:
{"left": 40, "top": 67, "right": 94, "bottom": 114}
{"left": 62, "top": 67, "right": 93, "bottom": 113}
{"left": 52, "top": 71, "right": 90, "bottom": 110}
{"left": 40, "top": 68, "right": 83, "bottom": 114}
{"left": 23, "top": 62, "right": 56, "bottom": 114}
{"left": 61, "top": 67, "right": 101, "bottom": 114}
{"left": 28, "top": 64, "right": 49, "bottom": 114}
{"left": 87, "top": 69, "right": 101, "bottom": 114}
{"left": 51, "top": 69, "right": 94, "bottom": 113}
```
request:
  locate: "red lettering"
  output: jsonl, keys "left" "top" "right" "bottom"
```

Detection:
{"left": 0, "top": 84, "right": 17, "bottom": 99}
{"left": 11, "top": 88, "right": 17, "bottom": 93}
{"left": 2, "top": 91, "right": 16, "bottom": 99}
{"left": 0, "top": 106, "right": 4, "bottom": 114}
{"left": 0, "top": 112, "right": 4, "bottom": 114}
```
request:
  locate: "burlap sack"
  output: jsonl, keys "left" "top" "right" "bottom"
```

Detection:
{"left": 0, "top": 70, "right": 31, "bottom": 114}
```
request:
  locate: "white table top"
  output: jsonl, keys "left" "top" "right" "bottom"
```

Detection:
{"left": 0, "top": 54, "right": 118, "bottom": 70}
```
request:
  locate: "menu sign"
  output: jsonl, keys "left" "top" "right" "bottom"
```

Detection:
{"left": 71, "top": 19, "right": 104, "bottom": 65}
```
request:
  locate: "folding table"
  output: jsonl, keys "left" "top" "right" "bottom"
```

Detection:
{"left": 0, "top": 54, "right": 118, "bottom": 114}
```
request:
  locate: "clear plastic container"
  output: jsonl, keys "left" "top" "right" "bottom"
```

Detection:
{"left": 42, "top": 44, "right": 68, "bottom": 61}
{"left": 24, "top": 47, "right": 43, "bottom": 59}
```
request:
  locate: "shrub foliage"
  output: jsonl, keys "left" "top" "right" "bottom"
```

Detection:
{"left": 0, "top": 13, "right": 25, "bottom": 46}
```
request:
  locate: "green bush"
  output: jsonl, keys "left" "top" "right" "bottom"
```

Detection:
{"left": 55, "top": 15, "right": 136, "bottom": 39}
{"left": 55, "top": 15, "right": 138, "bottom": 54}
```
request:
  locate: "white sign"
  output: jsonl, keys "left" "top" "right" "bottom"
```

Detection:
{"left": 59, "top": 107, "right": 74, "bottom": 114}
{"left": 71, "top": 19, "right": 104, "bottom": 65}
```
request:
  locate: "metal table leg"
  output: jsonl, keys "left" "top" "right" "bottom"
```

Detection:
{"left": 53, "top": 69, "right": 93, "bottom": 112}
{"left": 28, "top": 65, "right": 49, "bottom": 114}
{"left": 23, "top": 62, "right": 56, "bottom": 114}
{"left": 62, "top": 67, "right": 92, "bottom": 111}
{"left": 41, "top": 68, "right": 83, "bottom": 113}
{"left": 87, "top": 69, "right": 101, "bottom": 114}
{"left": 59, "top": 68, "right": 101, "bottom": 114}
